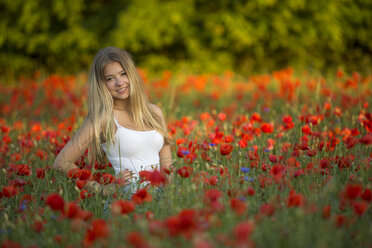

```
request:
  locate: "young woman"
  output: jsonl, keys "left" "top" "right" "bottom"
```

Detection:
{"left": 53, "top": 47, "right": 172, "bottom": 196}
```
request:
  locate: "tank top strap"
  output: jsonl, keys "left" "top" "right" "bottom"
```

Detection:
{"left": 113, "top": 117, "right": 120, "bottom": 128}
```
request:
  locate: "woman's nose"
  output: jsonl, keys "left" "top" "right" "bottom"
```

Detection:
{"left": 116, "top": 77, "right": 125, "bottom": 86}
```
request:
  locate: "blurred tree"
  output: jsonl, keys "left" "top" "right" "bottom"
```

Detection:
{"left": 0, "top": 0, "right": 371, "bottom": 80}
{"left": 0, "top": 0, "right": 99, "bottom": 79}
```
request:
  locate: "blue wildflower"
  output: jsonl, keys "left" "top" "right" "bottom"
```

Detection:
{"left": 51, "top": 213, "right": 59, "bottom": 220}
{"left": 0, "top": 228, "right": 11, "bottom": 234}
{"left": 19, "top": 203, "right": 27, "bottom": 211}
{"left": 181, "top": 150, "right": 190, "bottom": 155}
{"left": 244, "top": 176, "right": 254, "bottom": 182}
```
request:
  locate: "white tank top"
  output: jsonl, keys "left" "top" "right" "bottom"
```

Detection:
{"left": 101, "top": 118, "right": 164, "bottom": 181}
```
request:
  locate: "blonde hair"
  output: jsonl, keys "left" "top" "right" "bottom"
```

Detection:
{"left": 86, "top": 47, "right": 171, "bottom": 163}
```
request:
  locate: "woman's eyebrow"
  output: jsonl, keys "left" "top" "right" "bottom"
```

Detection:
{"left": 104, "top": 70, "right": 125, "bottom": 77}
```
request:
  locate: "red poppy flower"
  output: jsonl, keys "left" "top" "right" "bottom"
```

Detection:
{"left": 306, "top": 149, "right": 317, "bottom": 157}
{"left": 99, "top": 173, "right": 114, "bottom": 185}
{"left": 204, "top": 189, "right": 224, "bottom": 211}
{"left": 270, "top": 164, "right": 285, "bottom": 182}
{"left": 322, "top": 205, "right": 331, "bottom": 219}
{"left": 234, "top": 221, "right": 254, "bottom": 244}
{"left": 282, "top": 115, "right": 294, "bottom": 130}
{"left": 269, "top": 154, "right": 283, "bottom": 163}
{"left": 261, "top": 123, "right": 274, "bottom": 133}
{"left": 319, "top": 158, "right": 329, "bottom": 169}
{"left": 359, "top": 133, "right": 372, "bottom": 145}
{"left": 336, "top": 69, "right": 344, "bottom": 78}
{"left": 126, "top": 231, "right": 150, "bottom": 248}
{"left": 286, "top": 157, "right": 301, "bottom": 167}
{"left": 9, "top": 178, "right": 26, "bottom": 187}
{"left": 244, "top": 186, "right": 255, "bottom": 196}
{"left": 79, "top": 190, "right": 91, "bottom": 199}
{"left": 78, "top": 209, "right": 93, "bottom": 221}
{"left": 177, "top": 166, "right": 193, "bottom": 178}
{"left": 293, "top": 169, "right": 304, "bottom": 178}
{"left": 32, "top": 220, "right": 45, "bottom": 233}
{"left": 148, "top": 170, "right": 167, "bottom": 186}
{"left": 65, "top": 201, "right": 80, "bottom": 219}
{"left": 0, "top": 240, "right": 22, "bottom": 248}
{"left": 46, "top": 193, "right": 65, "bottom": 212}
{"left": 224, "top": 134, "right": 234, "bottom": 143}
{"left": 301, "top": 125, "right": 311, "bottom": 135}
{"left": 75, "top": 180, "right": 87, "bottom": 190}
{"left": 177, "top": 146, "right": 188, "bottom": 158}
{"left": 2, "top": 185, "right": 19, "bottom": 197}
{"left": 139, "top": 170, "right": 151, "bottom": 181}
{"left": 208, "top": 175, "right": 218, "bottom": 186}
{"left": 335, "top": 214, "right": 346, "bottom": 228}
{"left": 165, "top": 209, "right": 198, "bottom": 238}
{"left": 84, "top": 219, "right": 110, "bottom": 246}
{"left": 35, "top": 168, "right": 46, "bottom": 179}
{"left": 36, "top": 149, "right": 47, "bottom": 160}
{"left": 344, "top": 136, "right": 359, "bottom": 149}
{"left": 111, "top": 200, "right": 135, "bottom": 215}
{"left": 79, "top": 169, "right": 92, "bottom": 180}
{"left": 132, "top": 188, "right": 152, "bottom": 205}
{"left": 286, "top": 190, "right": 305, "bottom": 207}
{"left": 250, "top": 113, "right": 262, "bottom": 123}
{"left": 13, "top": 164, "right": 31, "bottom": 176}
{"left": 353, "top": 201, "right": 368, "bottom": 216}
{"left": 282, "top": 115, "right": 293, "bottom": 124}
{"left": 230, "top": 198, "right": 246, "bottom": 216}
{"left": 54, "top": 235, "right": 62, "bottom": 243}
{"left": 148, "top": 220, "right": 167, "bottom": 237}
{"left": 218, "top": 112, "right": 226, "bottom": 121}
{"left": 238, "top": 136, "right": 248, "bottom": 148}
{"left": 361, "top": 188, "right": 372, "bottom": 202}
{"left": 205, "top": 189, "right": 222, "bottom": 203}
{"left": 68, "top": 168, "right": 81, "bottom": 179}
{"left": 260, "top": 203, "right": 275, "bottom": 216}
{"left": 220, "top": 143, "right": 233, "bottom": 156}
{"left": 345, "top": 184, "right": 363, "bottom": 200}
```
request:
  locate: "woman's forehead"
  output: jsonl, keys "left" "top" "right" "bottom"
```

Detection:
{"left": 102, "top": 61, "right": 125, "bottom": 75}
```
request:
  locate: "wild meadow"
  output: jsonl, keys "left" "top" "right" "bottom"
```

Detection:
{"left": 0, "top": 68, "right": 371, "bottom": 248}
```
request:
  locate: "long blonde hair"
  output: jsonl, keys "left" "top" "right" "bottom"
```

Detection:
{"left": 86, "top": 47, "right": 171, "bottom": 163}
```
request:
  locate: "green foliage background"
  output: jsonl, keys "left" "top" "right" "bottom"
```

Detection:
{"left": 1, "top": 0, "right": 371, "bottom": 79}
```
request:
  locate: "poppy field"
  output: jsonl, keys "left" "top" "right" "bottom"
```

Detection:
{"left": 0, "top": 68, "right": 371, "bottom": 248}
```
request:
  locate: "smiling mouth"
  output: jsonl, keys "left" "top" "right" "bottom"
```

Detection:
{"left": 117, "top": 87, "right": 128, "bottom": 93}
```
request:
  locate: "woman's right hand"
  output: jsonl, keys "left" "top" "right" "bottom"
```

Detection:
{"left": 116, "top": 169, "right": 134, "bottom": 187}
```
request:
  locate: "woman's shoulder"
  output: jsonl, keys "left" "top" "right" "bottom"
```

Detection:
{"left": 148, "top": 103, "right": 163, "bottom": 117}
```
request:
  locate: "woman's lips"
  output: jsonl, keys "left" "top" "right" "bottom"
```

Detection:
{"left": 117, "top": 87, "right": 128, "bottom": 93}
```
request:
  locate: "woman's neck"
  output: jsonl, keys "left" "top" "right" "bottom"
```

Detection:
{"left": 113, "top": 100, "right": 129, "bottom": 111}
{"left": 113, "top": 105, "right": 127, "bottom": 111}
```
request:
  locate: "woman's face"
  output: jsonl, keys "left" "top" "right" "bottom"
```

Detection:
{"left": 103, "top": 62, "right": 130, "bottom": 102}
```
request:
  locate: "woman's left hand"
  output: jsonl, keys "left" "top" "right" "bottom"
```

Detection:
{"left": 116, "top": 169, "right": 134, "bottom": 186}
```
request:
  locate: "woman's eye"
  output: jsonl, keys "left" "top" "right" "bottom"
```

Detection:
{"left": 121, "top": 72, "right": 127, "bottom": 76}
{"left": 106, "top": 77, "right": 113, "bottom": 81}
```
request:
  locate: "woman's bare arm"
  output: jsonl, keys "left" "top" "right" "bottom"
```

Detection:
{"left": 53, "top": 119, "right": 102, "bottom": 191}
{"left": 53, "top": 119, "right": 91, "bottom": 174}
{"left": 159, "top": 144, "right": 173, "bottom": 169}
{"left": 150, "top": 104, "right": 173, "bottom": 170}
